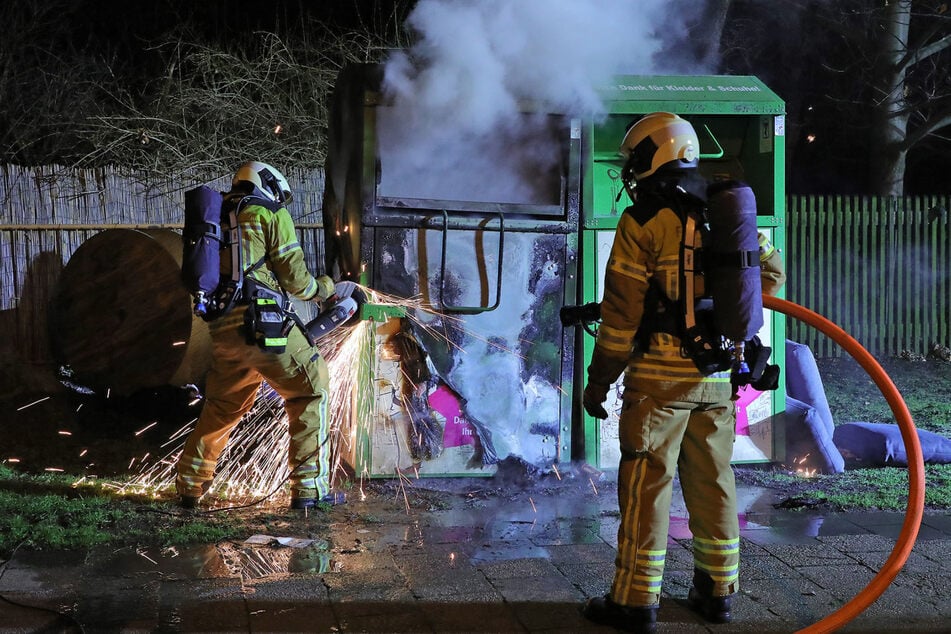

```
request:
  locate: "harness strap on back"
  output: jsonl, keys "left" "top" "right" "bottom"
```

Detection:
{"left": 682, "top": 211, "right": 700, "bottom": 334}
{"left": 704, "top": 250, "right": 759, "bottom": 269}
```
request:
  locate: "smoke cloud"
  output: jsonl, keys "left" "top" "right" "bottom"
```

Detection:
{"left": 378, "top": 0, "right": 703, "bottom": 203}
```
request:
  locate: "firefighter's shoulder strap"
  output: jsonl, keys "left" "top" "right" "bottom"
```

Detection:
{"left": 224, "top": 193, "right": 280, "bottom": 282}
{"left": 629, "top": 184, "right": 731, "bottom": 374}
{"left": 214, "top": 196, "right": 270, "bottom": 318}
{"left": 676, "top": 197, "right": 730, "bottom": 374}
{"left": 625, "top": 188, "right": 686, "bottom": 351}
{"left": 677, "top": 190, "right": 705, "bottom": 342}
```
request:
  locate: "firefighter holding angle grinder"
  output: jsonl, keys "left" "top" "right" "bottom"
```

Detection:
{"left": 175, "top": 161, "right": 347, "bottom": 510}
{"left": 580, "top": 113, "right": 785, "bottom": 633}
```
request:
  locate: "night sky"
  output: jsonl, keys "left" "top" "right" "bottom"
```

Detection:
{"left": 5, "top": 0, "right": 950, "bottom": 194}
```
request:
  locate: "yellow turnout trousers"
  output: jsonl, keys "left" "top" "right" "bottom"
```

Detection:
{"left": 176, "top": 310, "right": 331, "bottom": 499}
{"left": 611, "top": 391, "right": 739, "bottom": 607}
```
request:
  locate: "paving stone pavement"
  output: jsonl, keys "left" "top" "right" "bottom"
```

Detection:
{"left": 1, "top": 475, "right": 949, "bottom": 633}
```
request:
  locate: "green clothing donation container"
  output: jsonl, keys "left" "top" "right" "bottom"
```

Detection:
{"left": 321, "top": 65, "right": 786, "bottom": 477}
{"left": 578, "top": 75, "right": 787, "bottom": 469}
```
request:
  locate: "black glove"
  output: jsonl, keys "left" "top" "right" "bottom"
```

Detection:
{"left": 751, "top": 364, "right": 780, "bottom": 391}
{"left": 583, "top": 383, "right": 610, "bottom": 419}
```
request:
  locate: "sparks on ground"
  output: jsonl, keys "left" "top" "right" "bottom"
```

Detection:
{"left": 116, "top": 286, "right": 479, "bottom": 506}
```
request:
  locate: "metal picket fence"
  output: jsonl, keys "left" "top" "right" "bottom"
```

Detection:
{"left": 785, "top": 194, "right": 951, "bottom": 357}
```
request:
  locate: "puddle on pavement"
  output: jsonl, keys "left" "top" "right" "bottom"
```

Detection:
{"left": 217, "top": 541, "right": 340, "bottom": 580}
{"left": 367, "top": 480, "right": 895, "bottom": 564}
{"left": 2, "top": 483, "right": 906, "bottom": 585}
{"left": 76, "top": 542, "right": 342, "bottom": 583}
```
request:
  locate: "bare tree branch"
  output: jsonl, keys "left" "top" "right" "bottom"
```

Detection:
{"left": 0, "top": 1, "right": 411, "bottom": 177}
{"left": 903, "top": 111, "right": 951, "bottom": 150}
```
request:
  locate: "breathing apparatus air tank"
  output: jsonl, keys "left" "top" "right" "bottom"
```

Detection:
{"left": 704, "top": 181, "right": 764, "bottom": 344}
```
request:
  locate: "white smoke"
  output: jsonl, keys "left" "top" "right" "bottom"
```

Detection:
{"left": 378, "top": 0, "right": 691, "bottom": 203}
{"left": 372, "top": 0, "right": 715, "bottom": 467}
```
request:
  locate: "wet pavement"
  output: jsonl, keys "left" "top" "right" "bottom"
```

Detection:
{"left": 1, "top": 472, "right": 950, "bottom": 633}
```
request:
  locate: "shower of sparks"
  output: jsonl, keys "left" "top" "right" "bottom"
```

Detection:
{"left": 589, "top": 478, "right": 599, "bottom": 496}
{"left": 529, "top": 497, "right": 537, "bottom": 513}
{"left": 794, "top": 455, "right": 818, "bottom": 478}
{"left": 136, "top": 548, "right": 158, "bottom": 565}
{"left": 393, "top": 468, "right": 418, "bottom": 513}
{"left": 135, "top": 421, "right": 158, "bottom": 436}
{"left": 118, "top": 285, "right": 476, "bottom": 505}
{"left": 551, "top": 464, "right": 561, "bottom": 480}
{"left": 58, "top": 430, "right": 72, "bottom": 436}
{"left": 17, "top": 396, "right": 50, "bottom": 411}
{"left": 162, "top": 420, "right": 196, "bottom": 447}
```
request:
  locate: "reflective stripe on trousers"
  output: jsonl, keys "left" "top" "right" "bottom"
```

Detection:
{"left": 286, "top": 387, "right": 330, "bottom": 498}
{"left": 176, "top": 312, "right": 332, "bottom": 499}
{"left": 611, "top": 392, "right": 739, "bottom": 607}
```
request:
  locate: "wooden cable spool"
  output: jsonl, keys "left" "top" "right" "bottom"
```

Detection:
{"left": 49, "top": 229, "right": 211, "bottom": 395}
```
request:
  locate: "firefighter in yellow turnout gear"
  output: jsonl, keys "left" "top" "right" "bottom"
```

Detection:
{"left": 581, "top": 114, "right": 785, "bottom": 633}
{"left": 176, "top": 161, "right": 343, "bottom": 510}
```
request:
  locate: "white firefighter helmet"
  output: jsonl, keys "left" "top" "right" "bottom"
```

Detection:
{"left": 232, "top": 161, "right": 293, "bottom": 204}
{"left": 619, "top": 112, "right": 699, "bottom": 181}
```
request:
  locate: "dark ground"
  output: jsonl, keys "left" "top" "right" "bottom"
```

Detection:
{"left": 816, "top": 355, "right": 951, "bottom": 437}
{"left": 1, "top": 354, "right": 948, "bottom": 509}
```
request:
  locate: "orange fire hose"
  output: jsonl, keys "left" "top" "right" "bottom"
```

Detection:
{"left": 761, "top": 295, "right": 926, "bottom": 634}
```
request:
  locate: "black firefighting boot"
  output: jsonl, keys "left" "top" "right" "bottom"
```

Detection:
{"left": 176, "top": 479, "right": 210, "bottom": 510}
{"left": 581, "top": 594, "right": 658, "bottom": 633}
{"left": 179, "top": 495, "right": 201, "bottom": 509}
{"left": 289, "top": 491, "right": 347, "bottom": 510}
{"left": 688, "top": 569, "right": 733, "bottom": 624}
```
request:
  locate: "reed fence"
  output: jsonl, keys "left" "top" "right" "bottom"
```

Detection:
{"left": 2, "top": 165, "right": 949, "bottom": 365}
{"left": 0, "top": 165, "right": 326, "bottom": 367}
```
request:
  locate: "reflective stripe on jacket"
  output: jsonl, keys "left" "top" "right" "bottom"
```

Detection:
{"left": 238, "top": 203, "right": 321, "bottom": 301}
{"left": 587, "top": 205, "right": 732, "bottom": 403}
{"left": 758, "top": 232, "right": 786, "bottom": 296}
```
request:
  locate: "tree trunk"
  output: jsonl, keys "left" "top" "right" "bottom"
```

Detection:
{"left": 695, "top": 0, "right": 733, "bottom": 69}
{"left": 869, "top": 0, "right": 911, "bottom": 197}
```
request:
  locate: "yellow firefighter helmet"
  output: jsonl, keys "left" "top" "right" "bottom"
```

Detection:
{"left": 232, "top": 161, "right": 293, "bottom": 204}
{"left": 619, "top": 112, "right": 699, "bottom": 181}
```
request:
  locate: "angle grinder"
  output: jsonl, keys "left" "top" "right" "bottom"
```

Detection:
{"left": 305, "top": 281, "right": 367, "bottom": 340}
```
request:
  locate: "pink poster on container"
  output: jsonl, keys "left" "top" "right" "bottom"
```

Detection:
{"left": 427, "top": 383, "right": 477, "bottom": 448}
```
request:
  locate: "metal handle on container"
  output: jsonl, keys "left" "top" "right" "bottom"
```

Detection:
{"left": 437, "top": 209, "right": 505, "bottom": 314}
{"left": 699, "top": 124, "right": 725, "bottom": 159}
